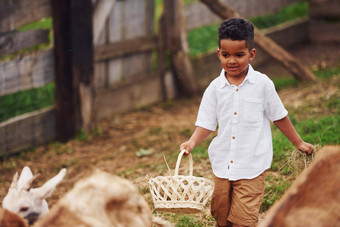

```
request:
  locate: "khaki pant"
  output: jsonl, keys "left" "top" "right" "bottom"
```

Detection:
{"left": 211, "top": 171, "right": 266, "bottom": 227}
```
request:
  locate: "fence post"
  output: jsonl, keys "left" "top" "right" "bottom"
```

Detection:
{"left": 163, "top": 0, "right": 200, "bottom": 97}
{"left": 51, "top": 0, "right": 95, "bottom": 142}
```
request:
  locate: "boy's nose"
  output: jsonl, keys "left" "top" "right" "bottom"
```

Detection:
{"left": 228, "top": 57, "right": 236, "bottom": 64}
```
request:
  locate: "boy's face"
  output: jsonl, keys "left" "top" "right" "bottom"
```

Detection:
{"left": 217, "top": 39, "right": 256, "bottom": 81}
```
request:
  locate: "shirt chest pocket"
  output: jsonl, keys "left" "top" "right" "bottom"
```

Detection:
{"left": 243, "top": 98, "right": 264, "bottom": 123}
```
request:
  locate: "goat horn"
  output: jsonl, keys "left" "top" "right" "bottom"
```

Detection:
{"left": 23, "top": 174, "right": 41, "bottom": 191}
{"left": 10, "top": 172, "right": 19, "bottom": 189}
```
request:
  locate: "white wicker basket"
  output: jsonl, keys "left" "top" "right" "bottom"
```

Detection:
{"left": 148, "top": 150, "right": 214, "bottom": 214}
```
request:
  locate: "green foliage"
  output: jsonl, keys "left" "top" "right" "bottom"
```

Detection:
{"left": 249, "top": 2, "right": 308, "bottom": 29}
{"left": 187, "top": 24, "right": 219, "bottom": 57}
{"left": 272, "top": 77, "right": 299, "bottom": 90}
{"left": 0, "top": 83, "right": 55, "bottom": 122}
{"left": 313, "top": 66, "right": 340, "bottom": 78}
{"left": 18, "top": 17, "right": 52, "bottom": 32}
{"left": 176, "top": 215, "right": 203, "bottom": 227}
{"left": 261, "top": 175, "right": 291, "bottom": 211}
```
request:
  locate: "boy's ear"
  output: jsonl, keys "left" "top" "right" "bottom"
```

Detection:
{"left": 249, "top": 48, "right": 256, "bottom": 61}
{"left": 216, "top": 48, "right": 222, "bottom": 60}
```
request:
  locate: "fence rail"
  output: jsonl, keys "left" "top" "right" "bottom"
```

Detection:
{"left": 0, "top": 0, "right": 315, "bottom": 155}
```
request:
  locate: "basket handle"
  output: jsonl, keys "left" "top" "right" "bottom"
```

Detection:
{"left": 174, "top": 150, "right": 193, "bottom": 176}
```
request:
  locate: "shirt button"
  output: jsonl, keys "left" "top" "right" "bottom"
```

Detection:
{"left": 232, "top": 136, "right": 235, "bottom": 139}
{"left": 236, "top": 88, "right": 239, "bottom": 92}
{"left": 230, "top": 160, "right": 233, "bottom": 164}
{"left": 234, "top": 112, "right": 237, "bottom": 115}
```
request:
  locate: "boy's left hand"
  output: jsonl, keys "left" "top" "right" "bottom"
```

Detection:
{"left": 296, "top": 142, "right": 315, "bottom": 155}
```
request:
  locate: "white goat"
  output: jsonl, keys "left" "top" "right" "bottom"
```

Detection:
{"left": 2, "top": 166, "right": 66, "bottom": 225}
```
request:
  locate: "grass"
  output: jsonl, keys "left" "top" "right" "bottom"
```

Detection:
{"left": 0, "top": 17, "right": 54, "bottom": 123}
{"left": 250, "top": 1, "right": 308, "bottom": 29}
{"left": 0, "top": 83, "right": 55, "bottom": 122}
{"left": 187, "top": 1, "right": 308, "bottom": 57}
{"left": 0, "top": 17, "right": 53, "bottom": 61}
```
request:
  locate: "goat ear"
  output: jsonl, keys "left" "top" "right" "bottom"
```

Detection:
{"left": 22, "top": 174, "right": 41, "bottom": 191}
{"left": 10, "top": 172, "right": 19, "bottom": 189}
{"left": 34, "top": 168, "right": 67, "bottom": 199}
{"left": 17, "top": 166, "right": 33, "bottom": 190}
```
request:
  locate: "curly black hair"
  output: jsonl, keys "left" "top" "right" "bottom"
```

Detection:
{"left": 218, "top": 17, "right": 254, "bottom": 51}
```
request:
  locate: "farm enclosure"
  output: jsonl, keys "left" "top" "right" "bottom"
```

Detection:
{"left": 1, "top": 0, "right": 339, "bottom": 158}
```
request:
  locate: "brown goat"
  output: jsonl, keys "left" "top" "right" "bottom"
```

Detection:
{"left": 258, "top": 145, "right": 340, "bottom": 227}
{"left": 0, "top": 207, "right": 28, "bottom": 227}
{"left": 33, "top": 170, "right": 153, "bottom": 227}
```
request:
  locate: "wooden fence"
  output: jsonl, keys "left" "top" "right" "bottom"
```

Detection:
{"left": 1, "top": 0, "right": 322, "bottom": 155}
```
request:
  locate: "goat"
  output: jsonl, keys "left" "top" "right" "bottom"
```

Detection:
{"left": 2, "top": 166, "right": 66, "bottom": 225}
{"left": 33, "top": 170, "right": 167, "bottom": 227}
{"left": 0, "top": 207, "right": 28, "bottom": 227}
{"left": 258, "top": 145, "right": 340, "bottom": 227}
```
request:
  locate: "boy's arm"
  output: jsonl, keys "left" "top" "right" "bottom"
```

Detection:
{"left": 274, "top": 116, "right": 314, "bottom": 155}
{"left": 179, "top": 126, "right": 212, "bottom": 155}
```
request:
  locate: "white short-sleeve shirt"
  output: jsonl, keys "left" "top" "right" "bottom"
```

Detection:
{"left": 195, "top": 65, "right": 288, "bottom": 180}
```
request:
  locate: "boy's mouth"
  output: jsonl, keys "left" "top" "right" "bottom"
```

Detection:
{"left": 228, "top": 66, "right": 238, "bottom": 71}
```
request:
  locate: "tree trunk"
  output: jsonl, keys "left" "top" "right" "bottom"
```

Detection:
{"left": 200, "top": 0, "right": 317, "bottom": 82}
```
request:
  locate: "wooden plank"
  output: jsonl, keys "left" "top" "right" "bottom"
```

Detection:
{"left": 93, "top": 0, "right": 110, "bottom": 89}
{"left": 122, "top": 0, "right": 153, "bottom": 80}
{"left": 52, "top": 0, "right": 95, "bottom": 141}
{"left": 5, "top": 115, "right": 34, "bottom": 153}
{"left": 31, "top": 107, "right": 56, "bottom": 146}
{"left": 309, "top": 0, "right": 340, "bottom": 20}
{"left": 0, "top": 49, "right": 54, "bottom": 96}
{"left": 93, "top": 0, "right": 116, "bottom": 44}
{"left": 124, "top": 0, "right": 146, "bottom": 39}
{"left": 0, "top": 0, "right": 51, "bottom": 34}
{"left": 184, "top": 0, "right": 300, "bottom": 31}
{"left": 308, "top": 20, "right": 340, "bottom": 43}
{"left": 107, "top": 0, "right": 123, "bottom": 86}
{"left": 0, "top": 124, "right": 6, "bottom": 154}
{"left": 123, "top": 52, "right": 153, "bottom": 79}
{"left": 0, "top": 107, "right": 55, "bottom": 155}
{"left": 163, "top": 0, "right": 200, "bottom": 97}
{"left": 95, "top": 35, "right": 157, "bottom": 62}
{"left": 0, "top": 29, "right": 49, "bottom": 58}
{"left": 96, "top": 73, "right": 162, "bottom": 119}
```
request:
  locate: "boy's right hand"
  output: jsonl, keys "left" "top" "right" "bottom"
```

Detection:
{"left": 179, "top": 140, "right": 195, "bottom": 156}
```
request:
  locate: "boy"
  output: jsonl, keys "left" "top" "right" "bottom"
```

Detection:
{"left": 179, "top": 18, "right": 314, "bottom": 227}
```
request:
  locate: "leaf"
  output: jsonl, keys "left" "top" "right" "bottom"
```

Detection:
{"left": 135, "top": 149, "right": 154, "bottom": 157}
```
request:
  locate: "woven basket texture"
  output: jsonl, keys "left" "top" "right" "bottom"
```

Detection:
{"left": 148, "top": 150, "right": 214, "bottom": 214}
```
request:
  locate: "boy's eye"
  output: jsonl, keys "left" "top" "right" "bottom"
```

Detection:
{"left": 222, "top": 54, "right": 229, "bottom": 57}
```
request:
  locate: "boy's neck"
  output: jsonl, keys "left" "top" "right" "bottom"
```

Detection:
{"left": 225, "top": 68, "right": 249, "bottom": 86}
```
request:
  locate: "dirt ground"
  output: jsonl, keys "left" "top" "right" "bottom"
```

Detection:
{"left": 0, "top": 41, "right": 339, "bottom": 224}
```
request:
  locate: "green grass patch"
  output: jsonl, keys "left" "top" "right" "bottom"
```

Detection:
{"left": 249, "top": 2, "right": 308, "bottom": 29}
{"left": 0, "top": 83, "right": 55, "bottom": 122}
{"left": 272, "top": 77, "right": 299, "bottom": 90}
{"left": 1, "top": 17, "right": 53, "bottom": 61}
{"left": 187, "top": 1, "right": 308, "bottom": 57}
{"left": 313, "top": 66, "right": 340, "bottom": 78}
{"left": 187, "top": 24, "right": 219, "bottom": 57}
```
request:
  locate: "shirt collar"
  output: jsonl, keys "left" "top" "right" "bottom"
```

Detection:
{"left": 219, "top": 64, "right": 256, "bottom": 88}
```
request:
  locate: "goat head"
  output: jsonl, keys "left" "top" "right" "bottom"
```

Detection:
{"left": 2, "top": 166, "right": 66, "bottom": 225}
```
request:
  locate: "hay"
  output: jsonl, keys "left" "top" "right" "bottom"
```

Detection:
{"left": 287, "top": 144, "right": 320, "bottom": 179}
